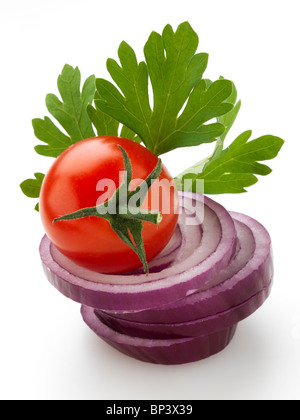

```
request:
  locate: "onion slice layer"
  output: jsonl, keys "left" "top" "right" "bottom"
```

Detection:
{"left": 40, "top": 192, "right": 274, "bottom": 364}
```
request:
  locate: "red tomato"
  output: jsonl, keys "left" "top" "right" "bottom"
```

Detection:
{"left": 39, "top": 136, "right": 179, "bottom": 274}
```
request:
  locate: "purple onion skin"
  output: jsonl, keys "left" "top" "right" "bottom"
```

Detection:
{"left": 40, "top": 193, "right": 237, "bottom": 311}
{"left": 95, "top": 279, "right": 272, "bottom": 339}
{"left": 40, "top": 192, "right": 274, "bottom": 364}
{"left": 101, "top": 212, "right": 273, "bottom": 324}
{"left": 81, "top": 305, "right": 238, "bottom": 365}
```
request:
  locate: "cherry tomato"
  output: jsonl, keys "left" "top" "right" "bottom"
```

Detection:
{"left": 39, "top": 136, "right": 179, "bottom": 274}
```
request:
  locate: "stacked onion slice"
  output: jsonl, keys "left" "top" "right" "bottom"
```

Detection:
{"left": 40, "top": 192, "right": 273, "bottom": 365}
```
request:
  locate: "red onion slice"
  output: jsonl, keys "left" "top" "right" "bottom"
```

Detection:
{"left": 49, "top": 200, "right": 215, "bottom": 284}
{"left": 129, "top": 225, "right": 183, "bottom": 274}
{"left": 40, "top": 193, "right": 237, "bottom": 311}
{"left": 102, "top": 212, "right": 273, "bottom": 323}
{"left": 80, "top": 305, "right": 238, "bottom": 365}
{"left": 40, "top": 191, "right": 274, "bottom": 364}
{"left": 95, "top": 279, "right": 272, "bottom": 339}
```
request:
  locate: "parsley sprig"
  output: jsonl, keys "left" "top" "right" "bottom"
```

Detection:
{"left": 20, "top": 64, "right": 136, "bottom": 209}
{"left": 20, "top": 20, "right": 284, "bottom": 202}
{"left": 33, "top": 64, "right": 96, "bottom": 157}
{"left": 95, "top": 22, "right": 233, "bottom": 155}
{"left": 173, "top": 75, "right": 284, "bottom": 193}
{"left": 175, "top": 130, "right": 284, "bottom": 194}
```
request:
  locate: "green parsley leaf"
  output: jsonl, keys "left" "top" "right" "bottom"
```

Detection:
{"left": 19, "top": 172, "right": 45, "bottom": 211}
{"left": 21, "top": 22, "right": 284, "bottom": 214}
{"left": 208, "top": 76, "right": 242, "bottom": 163}
{"left": 94, "top": 22, "right": 234, "bottom": 156}
{"left": 175, "top": 130, "right": 284, "bottom": 194}
{"left": 217, "top": 77, "right": 241, "bottom": 142}
{"left": 87, "top": 92, "right": 141, "bottom": 143}
{"left": 21, "top": 64, "right": 131, "bottom": 205}
{"left": 33, "top": 64, "right": 96, "bottom": 158}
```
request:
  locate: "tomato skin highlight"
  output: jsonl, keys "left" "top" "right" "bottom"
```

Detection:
{"left": 39, "top": 136, "right": 179, "bottom": 274}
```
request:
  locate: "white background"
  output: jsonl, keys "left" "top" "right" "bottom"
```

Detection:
{"left": 1, "top": 0, "right": 299, "bottom": 400}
